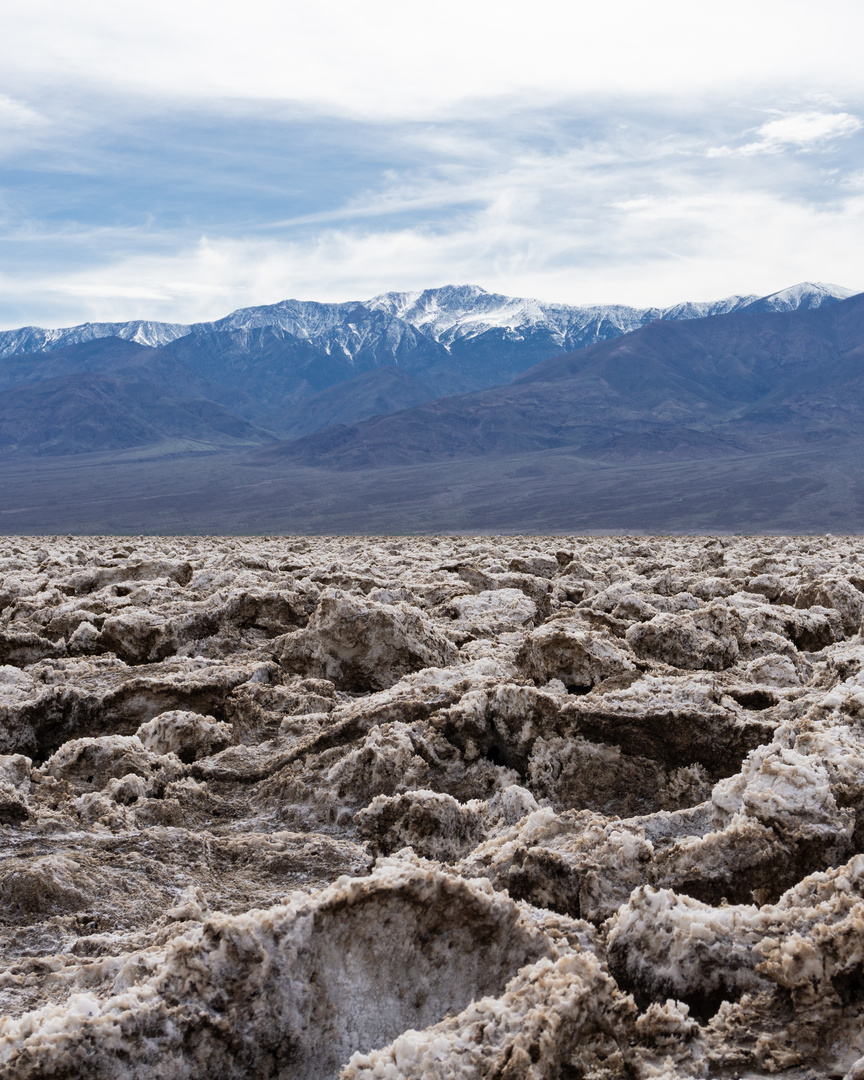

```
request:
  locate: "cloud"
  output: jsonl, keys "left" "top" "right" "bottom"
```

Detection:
{"left": 709, "top": 110, "right": 862, "bottom": 156}
{"left": 4, "top": 1, "right": 864, "bottom": 118}
{"left": 0, "top": 93, "right": 862, "bottom": 328}
{"left": 0, "top": 94, "right": 45, "bottom": 129}
{"left": 0, "top": 2, "right": 861, "bottom": 333}
{"left": 756, "top": 111, "right": 862, "bottom": 145}
{"left": 2, "top": 163, "right": 862, "bottom": 327}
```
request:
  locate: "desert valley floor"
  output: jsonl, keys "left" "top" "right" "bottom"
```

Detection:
{"left": 3, "top": 534, "right": 864, "bottom": 1078}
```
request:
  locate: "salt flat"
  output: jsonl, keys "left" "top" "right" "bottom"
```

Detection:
{"left": 2, "top": 534, "right": 864, "bottom": 1078}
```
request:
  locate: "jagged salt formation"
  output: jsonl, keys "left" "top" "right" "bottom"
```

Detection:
{"left": 2, "top": 535, "right": 864, "bottom": 1078}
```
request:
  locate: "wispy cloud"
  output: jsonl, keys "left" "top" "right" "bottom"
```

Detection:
{"left": 0, "top": 94, "right": 45, "bottom": 129}
{"left": 0, "top": 90, "right": 863, "bottom": 327}
{"left": 708, "top": 110, "right": 862, "bottom": 157}
{"left": 756, "top": 111, "right": 862, "bottom": 145}
{"left": 2, "top": 149, "right": 863, "bottom": 326}
{"left": 0, "top": 2, "right": 863, "bottom": 327}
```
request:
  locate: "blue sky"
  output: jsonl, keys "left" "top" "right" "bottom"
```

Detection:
{"left": 2, "top": 0, "right": 864, "bottom": 328}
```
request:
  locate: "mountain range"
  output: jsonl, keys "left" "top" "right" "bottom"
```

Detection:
{"left": 0, "top": 281, "right": 855, "bottom": 456}
{"left": 1, "top": 279, "right": 863, "bottom": 534}
{"left": 262, "top": 288, "right": 864, "bottom": 470}
{"left": 2, "top": 281, "right": 850, "bottom": 361}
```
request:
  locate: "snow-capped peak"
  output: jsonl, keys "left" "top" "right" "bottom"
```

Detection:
{"left": 0, "top": 281, "right": 858, "bottom": 362}
{"left": 741, "top": 282, "right": 857, "bottom": 314}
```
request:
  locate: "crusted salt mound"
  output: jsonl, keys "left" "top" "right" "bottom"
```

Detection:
{"left": 0, "top": 863, "right": 552, "bottom": 1080}
{"left": 0, "top": 752, "right": 30, "bottom": 822}
{"left": 625, "top": 602, "right": 746, "bottom": 670}
{"left": 342, "top": 947, "right": 634, "bottom": 1080}
{"left": 3, "top": 534, "right": 864, "bottom": 1078}
{"left": 448, "top": 587, "right": 537, "bottom": 639}
{"left": 136, "top": 710, "right": 233, "bottom": 762}
{"left": 42, "top": 734, "right": 185, "bottom": 790}
{"left": 516, "top": 617, "right": 636, "bottom": 689}
{"left": 277, "top": 588, "right": 457, "bottom": 691}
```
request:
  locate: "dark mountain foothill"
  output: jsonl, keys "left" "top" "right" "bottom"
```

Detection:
{"left": 0, "top": 372, "right": 273, "bottom": 457}
{"left": 0, "top": 337, "right": 157, "bottom": 393}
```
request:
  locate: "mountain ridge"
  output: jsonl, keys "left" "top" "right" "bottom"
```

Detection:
{"left": 0, "top": 281, "right": 859, "bottom": 463}
{"left": 0, "top": 281, "right": 854, "bottom": 361}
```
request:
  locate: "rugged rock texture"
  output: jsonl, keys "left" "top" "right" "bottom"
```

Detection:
{"left": 3, "top": 534, "right": 864, "bottom": 1078}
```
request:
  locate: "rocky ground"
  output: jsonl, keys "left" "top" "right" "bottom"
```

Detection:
{"left": 2, "top": 535, "right": 864, "bottom": 1078}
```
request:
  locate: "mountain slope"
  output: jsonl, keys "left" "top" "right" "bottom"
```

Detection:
{"left": 0, "top": 373, "right": 273, "bottom": 457}
{"left": 252, "top": 291, "right": 864, "bottom": 470}
{"left": 271, "top": 366, "right": 438, "bottom": 439}
{"left": 743, "top": 282, "right": 856, "bottom": 313}
{"left": 0, "top": 338, "right": 158, "bottom": 392}
{"left": 0, "top": 320, "right": 189, "bottom": 358}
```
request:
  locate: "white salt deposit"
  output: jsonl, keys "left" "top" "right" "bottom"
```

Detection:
{"left": 2, "top": 534, "right": 864, "bottom": 1077}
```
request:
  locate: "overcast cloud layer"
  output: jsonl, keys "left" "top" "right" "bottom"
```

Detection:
{"left": 2, "top": 0, "right": 863, "bottom": 327}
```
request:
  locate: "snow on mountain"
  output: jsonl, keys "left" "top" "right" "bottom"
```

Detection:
{"left": 0, "top": 319, "right": 190, "bottom": 359}
{"left": 368, "top": 284, "right": 560, "bottom": 339}
{"left": 189, "top": 297, "right": 438, "bottom": 365}
{"left": 740, "top": 282, "right": 857, "bottom": 314}
{"left": 0, "top": 282, "right": 856, "bottom": 362}
{"left": 363, "top": 281, "right": 853, "bottom": 350}
{"left": 660, "top": 294, "right": 757, "bottom": 320}
{"left": 202, "top": 299, "right": 357, "bottom": 339}
{"left": 366, "top": 284, "right": 646, "bottom": 348}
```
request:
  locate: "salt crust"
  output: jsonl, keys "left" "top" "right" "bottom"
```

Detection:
{"left": 3, "top": 535, "right": 864, "bottom": 1077}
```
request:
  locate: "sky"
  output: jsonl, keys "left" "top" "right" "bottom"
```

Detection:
{"left": 2, "top": 0, "right": 864, "bottom": 329}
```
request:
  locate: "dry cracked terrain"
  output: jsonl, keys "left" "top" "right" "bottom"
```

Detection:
{"left": 3, "top": 535, "right": 864, "bottom": 1078}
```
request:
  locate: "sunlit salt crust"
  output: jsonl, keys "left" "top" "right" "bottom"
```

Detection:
{"left": 2, "top": 534, "right": 864, "bottom": 1078}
